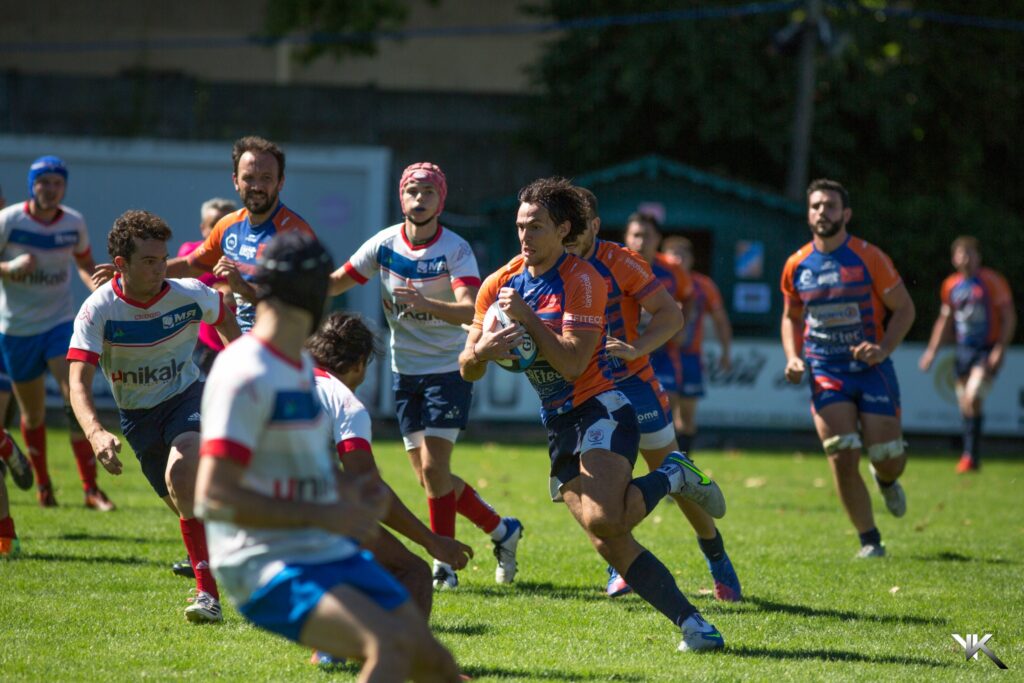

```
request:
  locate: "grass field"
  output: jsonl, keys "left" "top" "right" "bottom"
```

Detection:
{"left": 1, "top": 429, "right": 1021, "bottom": 681}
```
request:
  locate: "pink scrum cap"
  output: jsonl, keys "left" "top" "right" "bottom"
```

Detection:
{"left": 399, "top": 162, "right": 447, "bottom": 215}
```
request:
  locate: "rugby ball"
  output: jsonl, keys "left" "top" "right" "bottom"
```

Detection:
{"left": 482, "top": 301, "right": 537, "bottom": 373}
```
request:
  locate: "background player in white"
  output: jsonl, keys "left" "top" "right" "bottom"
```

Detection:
{"left": 196, "top": 232, "right": 460, "bottom": 681}
{"left": 0, "top": 156, "right": 112, "bottom": 510}
{"left": 329, "top": 162, "right": 522, "bottom": 590}
{"left": 68, "top": 210, "right": 240, "bottom": 622}
{"left": 306, "top": 311, "right": 474, "bottom": 667}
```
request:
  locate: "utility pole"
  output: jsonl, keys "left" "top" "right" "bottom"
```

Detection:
{"left": 785, "top": 0, "right": 822, "bottom": 201}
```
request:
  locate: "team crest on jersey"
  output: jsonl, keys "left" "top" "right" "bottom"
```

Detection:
{"left": 798, "top": 269, "right": 816, "bottom": 288}
{"left": 225, "top": 233, "right": 239, "bottom": 251}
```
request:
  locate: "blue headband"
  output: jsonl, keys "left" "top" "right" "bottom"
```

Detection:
{"left": 28, "top": 155, "right": 68, "bottom": 198}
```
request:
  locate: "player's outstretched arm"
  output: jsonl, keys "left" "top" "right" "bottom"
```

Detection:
{"left": 346, "top": 448, "right": 473, "bottom": 569}
{"left": 213, "top": 304, "right": 242, "bottom": 346}
{"left": 165, "top": 256, "right": 206, "bottom": 279}
{"left": 68, "top": 361, "right": 123, "bottom": 475}
{"left": 919, "top": 306, "right": 952, "bottom": 372}
{"left": 74, "top": 253, "right": 99, "bottom": 292}
{"left": 864, "top": 282, "right": 915, "bottom": 364}
{"left": 612, "top": 286, "right": 683, "bottom": 361}
{"left": 195, "top": 457, "right": 386, "bottom": 543}
{"left": 328, "top": 264, "right": 361, "bottom": 297}
{"left": 710, "top": 307, "right": 733, "bottom": 371}
{"left": 780, "top": 298, "right": 805, "bottom": 384}
{"left": 988, "top": 302, "right": 1016, "bottom": 373}
{"left": 0, "top": 253, "right": 35, "bottom": 279}
{"left": 394, "top": 280, "right": 477, "bottom": 326}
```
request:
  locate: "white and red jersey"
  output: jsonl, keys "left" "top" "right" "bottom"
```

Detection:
{"left": 199, "top": 336, "right": 358, "bottom": 602}
{"left": 313, "top": 368, "right": 372, "bottom": 461}
{"left": 67, "top": 277, "right": 225, "bottom": 410}
{"left": 343, "top": 224, "right": 480, "bottom": 375}
{"left": 0, "top": 202, "right": 91, "bottom": 336}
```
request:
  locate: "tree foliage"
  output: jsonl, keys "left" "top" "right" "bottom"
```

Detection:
{"left": 263, "top": 0, "right": 439, "bottom": 63}
{"left": 523, "top": 0, "right": 1024, "bottom": 340}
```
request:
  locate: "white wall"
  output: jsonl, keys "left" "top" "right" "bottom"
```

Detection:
{"left": 0, "top": 134, "right": 390, "bottom": 408}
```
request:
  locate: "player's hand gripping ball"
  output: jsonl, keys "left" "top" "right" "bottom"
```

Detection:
{"left": 483, "top": 301, "right": 537, "bottom": 373}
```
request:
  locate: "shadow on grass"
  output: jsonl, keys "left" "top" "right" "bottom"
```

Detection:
{"left": 910, "top": 550, "right": 1015, "bottom": 565}
{"left": 745, "top": 596, "right": 947, "bottom": 626}
{"left": 457, "top": 580, "right": 609, "bottom": 602}
{"left": 17, "top": 551, "right": 166, "bottom": 567}
{"left": 460, "top": 665, "right": 643, "bottom": 681}
{"left": 728, "top": 644, "right": 950, "bottom": 668}
{"left": 433, "top": 622, "right": 490, "bottom": 636}
{"left": 50, "top": 532, "right": 177, "bottom": 545}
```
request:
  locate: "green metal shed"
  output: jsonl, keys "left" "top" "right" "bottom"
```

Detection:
{"left": 475, "top": 154, "right": 808, "bottom": 338}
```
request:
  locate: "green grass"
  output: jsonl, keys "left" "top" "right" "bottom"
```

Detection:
{"left": 1, "top": 430, "right": 1021, "bottom": 681}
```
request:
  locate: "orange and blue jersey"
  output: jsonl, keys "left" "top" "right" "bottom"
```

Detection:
{"left": 187, "top": 203, "right": 314, "bottom": 329}
{"left": 587, "top": 239, "right": 664, "bottom": 382}
{"left": 781, "top": 235, "right": 902, "bottom": 373}
{"left": 940, "top": 267, "right": 1013, "bottom": 349}
{"left": 678, "top": 271, "right": 724, "bottom": 355}
{"left": 474, "top": 252, "right": 611, "bottom": 425}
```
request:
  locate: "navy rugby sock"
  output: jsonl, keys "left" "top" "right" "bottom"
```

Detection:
{"left": 676, "top": 433, "right": 693, "bottom": 454}
{"left": 858, "top": 527, "right": 882, "bottom": 548}
{"left": 963, "top": 415, "right": 983, "bottom": 462}
{"left": 624, "top": 550, "right": 697, "bottom": 626}
{"left": 697, "top": 529, "right": 725, "bottom": 562}
{"left": 630, "top": 471, "right": 670, "bottom": 517}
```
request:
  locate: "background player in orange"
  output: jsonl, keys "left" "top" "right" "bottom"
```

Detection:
{"left": 461, "top": 177, "right": 727, "bottom": 652}
{"left": 918, "top": 236, "right": 1016, "bottom": 473}
{"left": 660, "top": 235, "right": 732, "bottom": 454}
{"left": 569, "top": 189, "right": 742, "bottom": 602}
{"left": 781, "top": 179, "right": 915, "bottom": 559}
{"left": 622, "top": 215, "right": 694, "bottom": 445}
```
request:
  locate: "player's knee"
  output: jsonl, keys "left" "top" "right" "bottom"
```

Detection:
{"left": 866, "top": 439, "right": 906, "bottom": 463}
{"left": 165, "top": 456, "right": 196, "bottom": 499}
{"left": 822, "top": 432, "right": 861, "bottom": 456}
{"left": 583, "top": 508, "right": 628, "bottom": 539}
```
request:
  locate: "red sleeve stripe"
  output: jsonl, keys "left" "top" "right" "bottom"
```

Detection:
{"left": 452, "top": 276, "right": 481, "bottom": 290}
{"left": 337, "top": 438, "right": 372, "bottom": 459}
{"left": 200, "top": 438, "right": 253, "bottom": 466}
{"left": 73, "top": 247, "right": 93, "bottom": 261}
{"left": 213, "top": 294, "right": 227, "bottom": 325}
{"left": 66, "top": 348, "right": 100, "bottom": 365}
{"left": 343, "top": 262, "right": 368, "bottom": 285}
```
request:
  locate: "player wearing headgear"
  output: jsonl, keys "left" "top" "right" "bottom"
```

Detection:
{"left": 462, "top": 177, "right": 727, "bottom": 652}
{"left": 195, "top": 231, "right": 460, "bottom": 681}
{"left": 569, "top": 188, "right": 742, "bottom": 602}
{"left": 919, "top": 236, "right": 1016, "bottom": 473}
{"left": 781, "top": 179, "right": 914, "bottom": 559}
{"left": 0, "top": 155, "right": 114, "bottom": 510}
{"left": 68, "top": 210, "right": 241, "bottom": 622}
{"left": 94, "top": 137, "right": 316, "bottom": 333}
{"left": 329, "top": 162, "right": 522, "bottom": 590}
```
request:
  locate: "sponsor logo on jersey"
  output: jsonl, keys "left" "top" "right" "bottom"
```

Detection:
{"left": 840, "top": 266, "right": 864, "bottom": 283}
{"left": 239, "top": 244, "right": 257, "bottom": 259}
{"left": 798, "top": 269, "right": 816, "bottom": 288}
{"left": 224, "top": 233, "right": 239, "bottom": 251}
{"left": 806, "top": 302, "right": 860, "bottom": 328}
{"left": 162, "top": 308, "right": 198, "bottom": 329}
{"left": 8, "top": 269, "right": 69, "bottom": 286}
{"left": 110, "top": 359, "right": 185, "bottom": 385}
{"left": 817, "top": 270, "right": 840, "bottom": 286}
{"left": 272, "top": 476, "right": 331, "bottom": 501}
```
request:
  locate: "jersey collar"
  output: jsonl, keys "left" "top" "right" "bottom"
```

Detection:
{"left": 111, "top": 275, "right": 171, "bottom": 309}
{"left": 401, "top": 224, "right": 443, "bottom": 251}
